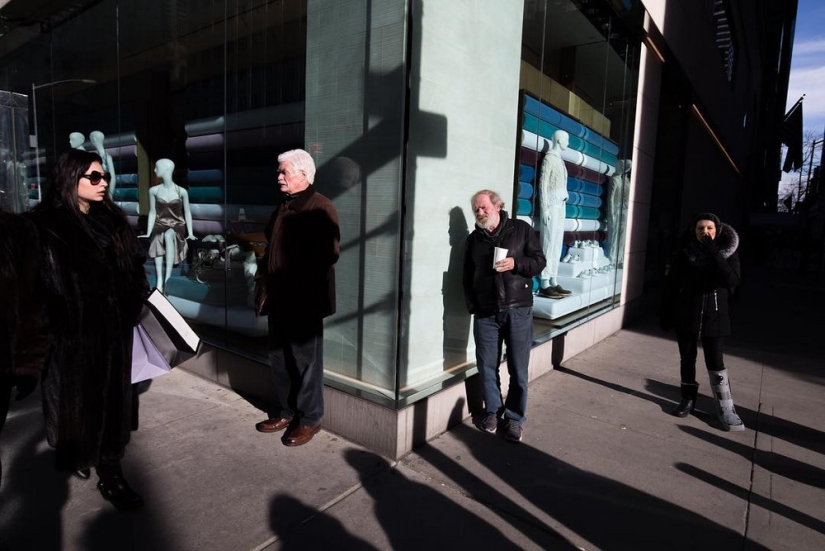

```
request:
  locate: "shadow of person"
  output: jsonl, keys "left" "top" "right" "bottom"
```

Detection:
{"left": 79, "top": 492, "right": 178, "bottom": 551}
{"left": 344, "top": 448, "right": 542, "bottom": 551}
{"left": 0, "top": 426, "right": 68, "bottom": 550}
{"left": 554, "top": 365, "right": 675, "bottom": 413}
{"left": 442, "top": 207, "right": 470, "bottom": 371}
{"left": 677, "top": 425, "right": 825, "bottom": 489}
{"left": 269, "top": 493, "right": 377, "bottom": 551}
{"left": 415, "top": 421, "right": 771, "bottom": 550}
{"left": 675, "top": 462, "right": 825, "bottom": 535}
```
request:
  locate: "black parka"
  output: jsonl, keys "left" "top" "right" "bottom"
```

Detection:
{"left": 661, "top": 223, "right": 741, "bottom": 338}
{"left": 463, "top": 211, "right": 546, "bottom": 316}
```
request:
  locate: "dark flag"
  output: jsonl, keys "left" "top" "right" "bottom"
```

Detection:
{"left": 780, "top": 97, "right": 804, "bottom": 172}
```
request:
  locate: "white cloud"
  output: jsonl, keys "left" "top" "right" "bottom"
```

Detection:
{"left": 792, "top": 38, "right": 825, "bottom": 57}
{"left": 787, "top": 64, "right": 825, "bottom": 132}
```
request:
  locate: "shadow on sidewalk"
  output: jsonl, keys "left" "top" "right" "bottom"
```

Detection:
{"left": 343, "top": 447, "right": 568, "bottom": 550}
{"left": 269, "top": 494, "right": 378, "bottom": 550}
{"left": 0, "top": 428, "right": 67, "bottom": 550}
{"left": 413, "top": 413, "right": 768, "bottom": 550}
{"left": 674, "top": 463, "right": 825, "bottom": 535}
{"left": 0, "top": 402, "right": 177, "bottom": 549}
{"left": 677, "top": 425, "right": 825, "bottom": 489}
{"left": 552, "top": 364, "right": 825, "bottom": 456}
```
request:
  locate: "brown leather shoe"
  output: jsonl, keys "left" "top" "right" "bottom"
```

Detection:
{"left": 283, "top": 424, "right": 321, "bottom": 446}
{"left": 256, "top": 417, "right": 292, "bottom": 433}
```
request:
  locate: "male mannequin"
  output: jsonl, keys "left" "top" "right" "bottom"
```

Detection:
{"left": 69, "top": 132, "right": 86, "bottom": 150}
{"left": 89, "top": 131, "right": 117, "bottom": 197}
{"left": 139, "top": 159, "right": 197, "bottom": 293}
{"left": 607, "top": 159, "right": 631, "bottom": 267}
{"left": 538, "top": 130, "right": 572, "bottom": 298}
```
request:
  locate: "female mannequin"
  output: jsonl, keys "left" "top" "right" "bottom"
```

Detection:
{"left": 140, "top": 159, "right": 196, "bottom": 293}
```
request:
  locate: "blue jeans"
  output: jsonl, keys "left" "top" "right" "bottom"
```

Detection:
{"left": 473, "top": 307, "right": 533, "bottom": 426}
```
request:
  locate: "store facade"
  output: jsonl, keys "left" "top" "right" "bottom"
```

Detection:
{"left": 0, "top": 0, "right": 649, "bottom": 457}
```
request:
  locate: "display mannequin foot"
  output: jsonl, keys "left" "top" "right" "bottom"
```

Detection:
{"left": 552, "top": 285, "right": 572, "bottom": 296}
{"left": 538, "top": 286, "right": 563, "bottom": 299}
{"left": 671, "top": 382, "right": 699, "bottom": 417}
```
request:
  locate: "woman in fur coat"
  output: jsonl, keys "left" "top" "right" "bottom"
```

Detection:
{"left": 660, "top": 212, "right": 743, "bottom": 431}
{"left": 0, "top": 211, "right": 47, "bottom": 487}
{"left": 29, "top": 150, "right": 148, "bottom": 509}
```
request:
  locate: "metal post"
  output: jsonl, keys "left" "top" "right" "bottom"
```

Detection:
{"left": 31, "top": 82, "right": 41, "bottom": 202}
{"left": 30, "top": 79, "right": 97, "bottom": 204}
{"left": 800, "top": 139, "right": 822, "bottom": 198}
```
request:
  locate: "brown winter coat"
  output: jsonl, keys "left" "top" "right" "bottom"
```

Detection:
{"left": 263, "top": 187, "right": 340, "bottom": 321}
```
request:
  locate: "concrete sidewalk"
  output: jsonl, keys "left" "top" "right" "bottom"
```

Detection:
{"left": 1, "top": 265, "right": 823, "bottom": 550}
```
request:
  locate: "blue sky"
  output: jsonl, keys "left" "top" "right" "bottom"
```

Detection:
{"left": 787, "top": 0, "right": 825, "bottom": 135}
{"left": 778, "top": 0, "right": 823, "bottom": 200}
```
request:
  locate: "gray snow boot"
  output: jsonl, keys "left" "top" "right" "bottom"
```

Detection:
{"left": 707, "top": 369, "right": 745, "bottom": 432}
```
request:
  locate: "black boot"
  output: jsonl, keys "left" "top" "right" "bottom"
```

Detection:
{"left": 671, "top": 382, "right": 699, "bottom": 417}
{"left": 96, "top": 461, "right": 143, "bottom": 510}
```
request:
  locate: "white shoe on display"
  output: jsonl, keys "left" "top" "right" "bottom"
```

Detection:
{"left": 561, "top": 253, "right": 573, "bottom": 263}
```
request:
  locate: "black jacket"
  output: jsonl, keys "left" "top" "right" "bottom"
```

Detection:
{"left": 661, "top": 223, "right": 741, "bottom": 338}
{"left": 463, "top": 211, "right": 546, "bottom": 316}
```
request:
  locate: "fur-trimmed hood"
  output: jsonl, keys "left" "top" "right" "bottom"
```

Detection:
{"left": 681, "top": 222, "right": 739, "bottom": 262}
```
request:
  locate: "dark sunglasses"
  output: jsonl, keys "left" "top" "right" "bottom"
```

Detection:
{"left": 81, "top": 171, "right": 112, "bottom": 185}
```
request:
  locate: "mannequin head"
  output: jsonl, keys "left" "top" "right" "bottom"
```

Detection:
{"left": 154, "top": 158, "right": 175, "bottom": 180}
{"left": 89, "top": 131, "right": 105, "bottom": 149}
{"left": 552, "top": 130, "right": 569, "bottom": 151}
{"left": 616, "top": 159, "right": 632, "bottom": 175}
{"left": 69, "top": 132, "right": 86, "bottom": 149}
{"left": 692, "top": 212, "right": 721, "bottom": 242}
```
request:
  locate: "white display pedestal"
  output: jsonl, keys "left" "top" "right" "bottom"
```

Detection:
{"left": 534, "top": 257, "right": 622, "bottom": 320}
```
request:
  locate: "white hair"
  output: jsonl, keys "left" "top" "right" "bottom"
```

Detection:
{"left": 278, "top": 149, "right": 316, "bottom": 184}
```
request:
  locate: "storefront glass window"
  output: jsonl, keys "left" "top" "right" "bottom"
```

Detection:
{"left": 0, "top": 0, "right": 640, "bottom": 409}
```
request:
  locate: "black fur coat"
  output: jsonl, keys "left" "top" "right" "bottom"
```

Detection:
{"left": 661, "top": 223, "right": 741, "bottom": 338}
{"left": 28, "top": 204, "right": 147, "bottom": 471}
{"left": 0, "top": 212, "right": 47, "bottom": 385}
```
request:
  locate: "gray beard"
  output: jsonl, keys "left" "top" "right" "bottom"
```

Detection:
{"left": 476, "top": 216, "right": 498, "bottom": 231}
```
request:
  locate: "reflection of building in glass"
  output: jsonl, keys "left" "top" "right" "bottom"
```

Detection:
{"left": 0, "top": 91, "right": 30, "bottom": 214}
{"left": 0, "top": 0, "right": 796, "bottom": 457}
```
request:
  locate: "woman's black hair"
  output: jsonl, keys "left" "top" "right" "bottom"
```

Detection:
{"left": 37, "top": 149, "right": 136, "bottom": 271}
{"left": 40, "top": 149, "right": 102, "bottom": 216}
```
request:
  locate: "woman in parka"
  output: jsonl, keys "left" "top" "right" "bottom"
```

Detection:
{"left": 29, "top": 150, "right": 148, "bottom": 509}
{"left": 661, "top": 212, "right": 744, "bottom": 431}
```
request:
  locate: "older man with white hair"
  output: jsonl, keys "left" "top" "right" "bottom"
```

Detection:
{"left": 255, "top": 149, "right": 340, "bottom": 447}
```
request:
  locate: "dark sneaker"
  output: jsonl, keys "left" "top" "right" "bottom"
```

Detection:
{"left": 479, "top": 413, "right": 498, "bottom": 433}
{"left": 505, "top": 421, "right": 523, "bottom": 442}
{"left": 553, "top": 285, "right": 572, "bottom": 296}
